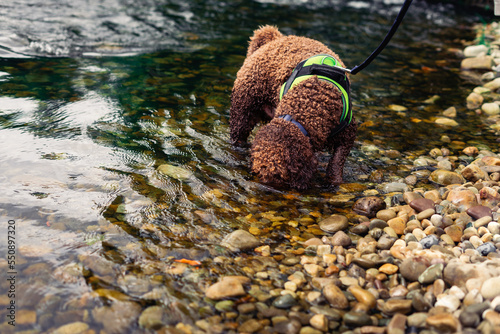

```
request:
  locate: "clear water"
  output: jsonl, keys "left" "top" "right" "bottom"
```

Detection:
{"left": 0, "top": 0, "right": 491, "bottom": 332}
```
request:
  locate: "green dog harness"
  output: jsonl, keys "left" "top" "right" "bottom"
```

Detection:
{"left": 279, "top": 54, "right": 353, "bottom": 137}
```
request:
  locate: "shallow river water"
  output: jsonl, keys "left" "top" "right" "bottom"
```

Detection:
{"left": 0, "top": 0, "right": 494, "bottom": 332}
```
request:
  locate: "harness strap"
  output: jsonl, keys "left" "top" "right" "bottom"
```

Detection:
{"left": 278, "top": 114, "right": 309, "bottom": 137}
{"left": 279, "top": 54, "right": 353, "bottom": 138}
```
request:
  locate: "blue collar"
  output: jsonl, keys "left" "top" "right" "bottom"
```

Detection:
{"left": 278, "top": 114, "right": 309, "bottom": 137}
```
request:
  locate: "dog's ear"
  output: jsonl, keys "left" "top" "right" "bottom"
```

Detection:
{"left": 247, "top": 25, "right": 283, "bottom": 57}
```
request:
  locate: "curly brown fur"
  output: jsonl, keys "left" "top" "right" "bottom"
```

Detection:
{"left": 230, "top": 25, "right": 357, "bottom": 189}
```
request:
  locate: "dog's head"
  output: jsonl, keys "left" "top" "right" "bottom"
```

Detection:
{"left": 250, "top": 118, "right": 317, "bottom": 190}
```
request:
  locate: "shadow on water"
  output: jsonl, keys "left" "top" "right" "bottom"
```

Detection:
{"left": 0, "top": 0, "right": 494, "bottom": 332}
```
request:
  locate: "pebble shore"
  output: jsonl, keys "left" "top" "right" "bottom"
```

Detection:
{"left": 192, "top": 22, "right": 500, "bottom": 334}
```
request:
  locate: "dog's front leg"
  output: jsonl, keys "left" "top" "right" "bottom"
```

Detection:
{"left": 326, "top": 121, "right": 357, "bottom": 185}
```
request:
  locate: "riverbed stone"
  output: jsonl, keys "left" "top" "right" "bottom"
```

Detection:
{"left": 205, "top": 276, "right": 249, "bottom": 300}
{"left": 480, "top": 276, "right": 500, "bottom": 299}
{"left": 353, "top": 196, "right": 386, "bottom": 218}
{"left": 426, "top": 313, "right": 459, "bottom": 332}
{"left": 461, "top": 55, "right": 494, "bottom": 70}
{"left": 409, "top": 198, "right": 435, "bottom": 212}
{"left": 464, "top": 44, "right": 488, "bottom": 57}
{"left": 318, "top": 214, "right": 349, "bottom": 233}
{"left": 466, "top": 92, "right": 484, "bottom": 109}
{"left": 343, "top": 311, "right": 373, "bottom": 327}
{"left": 92, "top": 301, "right": 142, "bottom": 334}
{"left": 382, "top": 299, "right": 413, "bottom": 315}
{"left": 461, "top": 163, "right": 489, "bottom": 182}
{"left": 323, "top": 284, "right": 348, "bottom": 309}
{"left": 430, "top": 169, "right": 465, "bottom": 185}
{"left": 348, "top": 285, "right": 376, "bottom": 309}
{"left": 53, "top": 322, "right": 89, "bottom": 334}
{"left": 221, "top": 230, "right": 260, "bottom": 251}
{"left": 482, "top": 102, "right": 500, "bottom": 116}
{"left": 467, "top": 205, "right": 493, "bottom": 219}
{"left": 400, "top": 257, "right": 430, "bottom": 282}
{"left": 446, "top": 187, "right": 478, "bottom": 210}
{"left": 330, "top": 230, "right": 351, "bottom": 247}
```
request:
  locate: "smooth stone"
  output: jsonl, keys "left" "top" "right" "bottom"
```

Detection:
{"left": 382, "top": 299, "right": 413, "bottom": 315}
{"left": 157, "top": 164, "right": 193, "bottom": 181}
{"left": 412, "top": 291, "right": 432, "bottom": 312}
{"left": 370, "top": 219, "right": 389, "bottom": 230}
{"left": 379, "top": 263, "right": 398, "bottom": 275}
{"left": 409, "top": 198, "right": 435, "bottom": 212}
{"left": 426, "top": 313, "right": 459, "bottom": 332}
{"left": 377, "top": 234, "right": 396, "bottom": 250}
{"left": 92, "top": 301, "right": 141, "bottom": 334}
{"left": 323, "top": 284, "right": 348, "bottom": 309}
{"left": 435, "top": 294, "right": 461, "bottom": 312}
{"left": 383, "top": 182, "right": 408, "bottom": 193}
{"left": 273, "top": 318, "right": 301, "bottom": 334}
{"left": 139, "top": 306, "right": 165, "bottom": 329}
{"left": 459, "top": 311, "right": 480, "bottom": 327}
{"left": 407, "top": 312, "right": 428, "bottom": 327}
{"left": 446, "top": 187, "right": 478, "bottom": 210}
{"left": 443, "top": 106, "right": 457, "bottom": 118}
{"left": 205, "top": 276, "right": 249, "bottom": 300}
{"left": 476, "top": 242, "right": 496, "bottom": 256}
{"left": 418, "top": 263, "right": 443, "bottom": 284}
{"left": 461, "top": 56, "right": 494, "bottom": 70}
{"left": 461, "top": 164, "right": 489, "bottom": 182}
{"left": 484, "top": 77, "right": 500, "bottom": 90}
{"left": 376, "top": 209, "right": 397, "bottom": 222}
{"left": 353, "top": 196, "right": 386, "bottom": 218}
{"left": 465, "top": 301, "right": 491, "bottom": 315}
{"left": 309, "top": 314, "right": 328, "bottom": 332}
{"left": 464, "top": 44, "right": 488, "bottom": 57}
{"left": 238, "top": 319, "right": 263, "bottom": 333}
{"left": 480, "top": 276, "right": 500, "bottom": 299}
{"left": 430, "top": 169, "right": 465, "bottom": 186}
{"left": 466, "top": 92, "right": 484, "bottom": 109}
{"left": 416, "top": 208, "right": 436, "bottom": 220}
{"left": 343, "top": 311, "right": 373, "bottom": 327}
{"left": 273, "top": 294, "right": 297, "bottom": 309}
{"left": 351, "top": 223, "right": 369, "bottom": 235}
{"left": 221, "top": 230, "right": 260, "bottom": 251}
{"left": 330, "top": 230, "right": 352, "bottom": 247}
{"left": 387, "top": 313, "right": 407, "bottom": 334}
{"left": 318, "top": 214, "right": 349, "bottom": 233}
{"left": 467, "top": 205, "right": 493, "bottom": 219}
{"left": 435, "top": 117, "right": 458, "bottom": 126}
{"left": 53, "top": 322, "right": 89, "bottom": 334}
{"left": 419, "top": 235, "right": 439, "bottom": 249}
{"left": 215, "top": 300, "right": 235, "bottom": 312}
{"left": 299, "top": 327, "right": 322, "bottom": 334}
{"left": 387, "top": 217, "right": 406, "bottom": 235}
{"left": 482, "top": 102, "right": 500, "bottom": 116}
{"left": 400, "top": 257, "right": 430, "bottom": 282}
{"left": 348, "top": 285, "right": 376, "bottom": 309}
{"left": 444, "top": 225, "right": 463, "bottom": 242}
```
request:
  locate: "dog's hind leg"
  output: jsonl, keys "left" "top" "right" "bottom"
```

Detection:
{"left": 326, "top": 121, "right": 357, "bottom": 185}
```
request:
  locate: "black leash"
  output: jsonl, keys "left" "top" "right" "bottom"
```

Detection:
{"left": 348, "top": 0, "right": 414, "bottom": 75}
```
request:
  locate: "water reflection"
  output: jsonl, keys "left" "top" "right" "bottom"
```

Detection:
{"left": 0, "top": 0, "right": 488, "bottom": 332}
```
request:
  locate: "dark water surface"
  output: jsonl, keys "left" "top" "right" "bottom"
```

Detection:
{"left": 0, "top": 0, "right": 492, "bottom": 332}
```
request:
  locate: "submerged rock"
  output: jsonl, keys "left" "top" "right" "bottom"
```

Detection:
{"left": 221, "top": 229, "right": 260, "bottom": 252}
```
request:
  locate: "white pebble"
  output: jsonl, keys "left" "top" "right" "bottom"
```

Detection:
{"left": 316, "top": 244, "right": 332, "bottom": 256}
{"left": 449, "top": 285, "right": 466, "bottom": 300}
{"left": 488, "top": 222, "right": 500, "bottom": 235}
{"left": 435, "top": 294, "right": 461, "bottom": 312}
{"left": 469, "top": 235, "right": 484, "bottom": 248}
{"left": 430, "top": 214, "right": 443, "bottom": 227}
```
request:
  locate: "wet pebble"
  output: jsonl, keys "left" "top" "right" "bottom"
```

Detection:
{"left": 273, "top": 294, "right": 297, "bottom": 309}
{"left": 221, "top": 230, "right": 261, "bottom": 251}
{"left": 318, "top": 214, "right": 349, "bottom": 233}
{"left": 353, "top": 196, "right": 386, "bottom": 218}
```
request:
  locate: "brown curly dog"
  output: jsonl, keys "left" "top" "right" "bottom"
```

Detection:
{"left": 230, "top": 25, "right": 357, "bottom": 189}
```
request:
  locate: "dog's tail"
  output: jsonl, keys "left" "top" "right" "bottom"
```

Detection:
{"left": 247, "top": 25, "right": 283, "bottom": 57}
